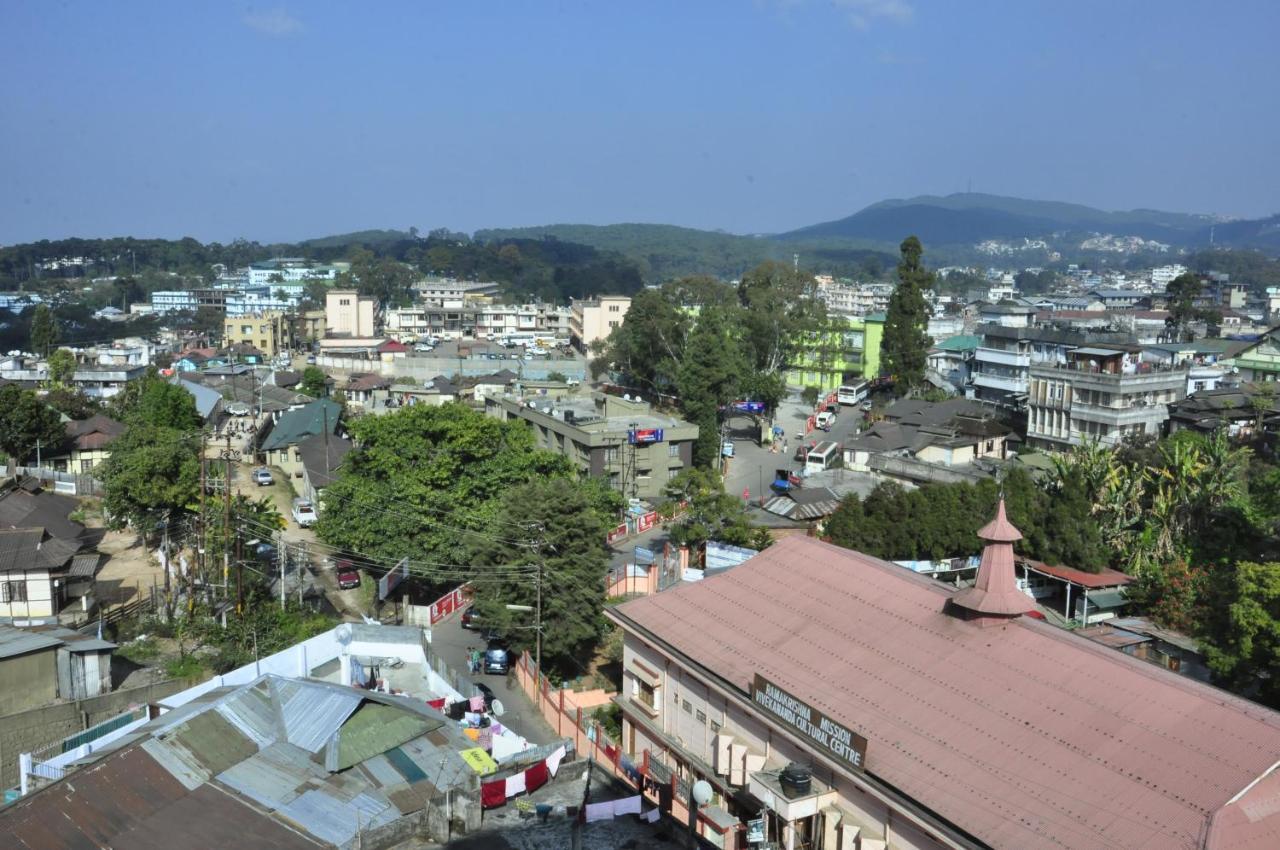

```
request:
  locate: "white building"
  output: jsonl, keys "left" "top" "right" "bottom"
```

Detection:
{"left": 149, "top": 290, "right": 198, "bottom": 313}
{"left": 246, "top": 259, "right": 341, "bottom": 287}
{"left": 1151, "top": 264, "right": 1188, "bottom": 288}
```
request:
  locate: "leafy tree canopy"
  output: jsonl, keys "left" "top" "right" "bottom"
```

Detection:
{"left": 0, "top": 384, "right": 66, "bottom": 464}
{"left": 97, "top": 423, "right": 200, "bottom": 528}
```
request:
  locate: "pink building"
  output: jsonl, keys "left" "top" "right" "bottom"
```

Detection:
{"left": 607, "top": 502, "right": 1280, "bottom": 850}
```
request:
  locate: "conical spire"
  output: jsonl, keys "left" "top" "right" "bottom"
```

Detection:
{"left": 952, "top": 498, "right": 1035, "bottom": 618}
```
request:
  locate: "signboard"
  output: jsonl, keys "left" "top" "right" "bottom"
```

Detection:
{"left": 628, "top": 428, "right": 664, "bottom": 445}
{"left": 607, "top": 523, "right": 629, "bottom": 545}
{"left": 634, "top": 546, "right": 656, "bottom": 565}
{"left": 378, "top": 557, "right": 409, "bottom": 601}
{"left": 636, "top": 511, "right": 658, "bottom": 533}
{"left": 731, "top": 400, "right": 766, "bottom": 414}
{"left": 746, "top": 817, "right": 765, "bottom": 844}
{"left": 750, "top": 674, "right": 867, "bottom": 771}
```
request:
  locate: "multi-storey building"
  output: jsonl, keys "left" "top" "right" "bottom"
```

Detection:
{"left": 1228, "top": 325, "right": 1280, "bottom": 382}
{"left": 968, "top": 322, "right": 1140, "bottom": 409}
{"left": 246, "top": 258, "right": 341, "bottom": 287}
{"left": 815, "top": 280, "right": 894, "bottom": 317}
{"left": 570, "top": 295, "right": 631, "bottom": 349}
{"left": 485, "top": 391, "right": 696, "bottom": 501}
{"left": 325, "top": 289, "right": 380, "bottom": 338}
{"left": 786, "top": 314, "right": 885, "bottom": 391}
{"left": 411, "top": 278, "right": 501, "bottom": 300}
{"left": 1026, "top": 346, "right": 1187, "bottom": 449}
{"left": 223, "top": 311, "right": 294, "bottom": 358}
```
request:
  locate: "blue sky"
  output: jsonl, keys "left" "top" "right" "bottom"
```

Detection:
{"left": 1, "top": 1, "right": 1277, "bottom": 243}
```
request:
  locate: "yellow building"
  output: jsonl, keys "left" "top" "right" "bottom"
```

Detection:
{"left": 223, "top": 311, "right": 294, "bottom": 358}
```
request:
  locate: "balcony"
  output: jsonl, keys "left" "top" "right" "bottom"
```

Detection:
{"left": 971, "top": 372, "right": 1026, "bottom": 393}
{"left": 975, "top": 346, "right": 1031, "bottom": 368}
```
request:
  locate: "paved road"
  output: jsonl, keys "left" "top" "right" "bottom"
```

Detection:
{"left": 429, "top": 612, "right": 559, "bottom": 747}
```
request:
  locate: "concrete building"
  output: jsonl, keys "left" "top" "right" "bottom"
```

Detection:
{"left": 326, "top": 289, "right": 381, "bottom": 338}
{"left": 1027, "top": 346, "right": 1187, "bottom": 449}
{"left": 70, "top": 364, "right": 147, "bottom": 399}
{"left": 260, "top": 399, "right": 345, "bottom": 480}
{"left": 570, "top": 295, "right": 631, "bottom": 350}
{"left": 0, "top": 624, "right": 114, "bottom": 714}
{"left": 787, "top": 314, "right": 885, "bottom": 392}
{"left": 246, "top": 257, "right": 340, "bottom": 287}
{"left": 1166, "top": 382, "right": 1280, "bottom": 438}
{"left": 927, "top": 334, "right": 979, "bottom": 391}
{"left": 43, "top": 414, "right": 126, "bottom": 474}
{"left": 0, "top": 483, "right": 101, "bottom": 624}
{"left": 486, "top": 392, "right": 697, "bottom": 500}
{"left": 606, "top": 503, "right": 1280, "bottom": 850}
{"left": 1228, "top": 325, "right": 1280, "bottom": 382}
{"left": 411, "top": 277, "right": 502, "bottom": 300}
{"left": 223, "top": 310, "right": 294, "bottom": 358}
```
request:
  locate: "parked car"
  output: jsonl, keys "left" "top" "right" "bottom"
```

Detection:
{"left": 305, "top": 354, "right": 317, "bottom": 364}
{"left": 226, "top": 402, "right": 251, "bottom": 416}
{"left": 252, "top": 467, "right": 274, "bottom": 486}
{"left": 461, "top": 605, "right": 482, "bottom": 630}
{"left": 292, "top": 498, "right": 317, "bottom": 527}
{"left": 413, "top": 342, "right": 434, "bottom": 352}
{"left": 483, "top": 646, "right": 510, "bottom": 675}
{"left": 335, "top": 559, "right": 361, "bottom": 590}
{"left": 566, "top": 378, "right": 581, "bottom": 387}
{"left": 816, "top": 411, "right": 836, "bottom": 431}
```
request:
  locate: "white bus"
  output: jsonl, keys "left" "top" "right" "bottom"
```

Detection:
{"left": 501, "top": 333, "right": 536, "bottom": 348}
{"left": 837, "top": 381, "right": 870, "bottom": 405}
{"left": 805, "top": 441, "right": 842, "bottom": 474}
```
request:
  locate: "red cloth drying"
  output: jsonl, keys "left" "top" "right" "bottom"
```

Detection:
{"left": 524, "top": 760, "right": 549, "bottom": 793}
{"left": 481, "top": 780, "right": 506, "bottom": 809}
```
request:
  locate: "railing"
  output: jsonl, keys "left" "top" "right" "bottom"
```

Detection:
{"left": 21, "top": 705, "right": 153, "bottom": 794}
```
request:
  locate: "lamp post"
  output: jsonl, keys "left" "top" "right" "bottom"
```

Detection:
{"left": 688, "top": 779, "right": 712, "bottom": 847}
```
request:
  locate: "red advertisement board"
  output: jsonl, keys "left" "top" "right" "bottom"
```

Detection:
{"left": 429, "top": 584, "right": 471, "bottom": 625}
{"left": 606, "top": 523, "right": 629, "bottom": 545}
{"left": 636, "top": 511, "right": 658, "bottom": 533}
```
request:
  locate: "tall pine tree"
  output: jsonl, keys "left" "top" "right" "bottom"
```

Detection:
{"left": 880, "top": 235, "right": 933, "bottom": 391}
{"left": 678, "top": 308, "right": 743, "bottom": 468}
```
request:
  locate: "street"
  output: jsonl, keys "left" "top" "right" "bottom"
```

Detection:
{"left": 428, "top": 612, "right": 559, "bottom": 747}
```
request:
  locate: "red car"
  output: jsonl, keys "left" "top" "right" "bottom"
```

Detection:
{"left": 335, "top": 559, "right": 361, "bottom": 590}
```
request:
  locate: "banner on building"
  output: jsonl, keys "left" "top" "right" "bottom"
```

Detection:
{"left": 636, "top": 511, "right": 658, "bottom": 533}
{"left": 628, "top": 428, "right": 664, "bottom": 445}
{"left": 731, "top": 400, "right": 766, "bottom": 414}
{"left": 607, "top": 523, "right": 629, "bottom": 545}
{"left": 428, "top": 583, "right": 470, "bottom": 624}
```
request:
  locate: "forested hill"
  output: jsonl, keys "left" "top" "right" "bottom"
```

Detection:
{"left": 0, "top": 232, "right": 647, "bottom": 303}
{"left": 475, "top": 223, "right": 895, "bottom": 281}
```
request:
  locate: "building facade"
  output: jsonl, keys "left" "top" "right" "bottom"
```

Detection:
{"left": 223, "top": 311, "right": 294, "bottom": 358}
{"left": 1027, "top": 347, "right": 1187, "bottom": 449}
{"left": 787, "top": 314, "right": 885, "bottom": 392}
{"left": 485, "top": 392, "right": 696, "bottom": 500}
{"left": 325, "top": 289, "right": 380, "bottom": 338}
{"left": 570, "top": 295, "right": 632, "bottom": 349}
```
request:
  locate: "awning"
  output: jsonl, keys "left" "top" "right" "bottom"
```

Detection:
{"left": 1086, "top": 588, "right": 1129, "bottom": 609}
{"left": 67, "top": 553, "right": 101, "bottom": 578}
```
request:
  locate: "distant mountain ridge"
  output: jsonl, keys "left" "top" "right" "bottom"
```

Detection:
{"left": 779, "top": 192, "right": 1227, "bottom": 246}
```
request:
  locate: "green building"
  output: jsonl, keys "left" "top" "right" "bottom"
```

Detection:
{"left": 1228, "top": 326, "right": 1280, "bottom": 383}
{"left": 787, "top": 314, "right": 885, "bottom": 391}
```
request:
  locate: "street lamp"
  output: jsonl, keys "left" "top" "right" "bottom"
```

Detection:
{"left": 688, "top": 779, "right": 713, "bottom": 846}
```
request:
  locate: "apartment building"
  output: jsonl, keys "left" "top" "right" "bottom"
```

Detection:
{"left": 485, "top": 391, "right": 696, "bottom": 500}
{"left": 815, "top": 281, "right": 894, "bottom": 316}
{"left": 1026, "top": 346, "right": 1187, "bottom": 449}
{"left": 325, "top": 289, "right": 380, "bottom": 337}
{"left": 386, "top": 301, "right": 573, "bottom": 342}
{"left": 570, "top": 295, "right": 631, "bottom": 349}
{"left": 223, "top": 311, "right": 294, "bottom": 358}
{"left": 968, "top": 323, "right": 1139, "bottom": 409}
{"left": 246, "top": 258, "right": 341, "bottom": 287}
{"left": 786, "top": 313, "right": 885, "bottom": 391}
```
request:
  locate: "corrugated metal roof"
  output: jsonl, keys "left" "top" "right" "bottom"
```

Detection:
{"left": 276, "top": 787, "right": 395, "bottom": 846}
{"left": 274, "top": 677, "right": 363, "bottom": 753}
{"left": 216, "top": 678, "right": 285, "bottom": 747}
{"left": 613, "top": 535, "right": 1280, "bottom": 850}
{"left": 335, "top": 702, "right": 433, "bottom": 770}
{"left": 215, "top": 741, "right": 316, "bottom": 811}
{"left": 0, "top": 623, "right": 63, "bottom": 658}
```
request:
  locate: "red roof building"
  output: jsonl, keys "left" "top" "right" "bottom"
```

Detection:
{"left": 608, "top": 504, "right": 1280, "bottom": 850}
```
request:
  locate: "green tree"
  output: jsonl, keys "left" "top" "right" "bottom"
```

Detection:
{"left": 800, "top": 385, "right": 821, "bottom": 408}
{"left": 315, "top": 403, "right": 574, "bottom": 573}
{"left": 1164, "top": 272, "right": 1204, "bottom": 342}
{"left": 1202, "top": 561, "right": 1280, "bottom": 709}
{"left": 0, "top": 384, "right": 66, "bottom": 466}
{"left": 590, "top": 287, "right": 690, "bottom": 391}
{"left": 662, "top": 468, "right": 769, "bottom": 555}
{"left": 46, "top": 347, "right": 77, "bottom": 386}
{"left": 737, "top": 261, "right": 827, "bottom": 390}
{"left": 44, "top": 387, "right": 100, "bottom": 420}
{"left": 880, "top": 236, "right": 933, "bottom": 391}
{"left": 677, "top": 308, "right": 742, "bottom": 468}
{"left": 300, "top": 366, "right": 329, "bottom": 397}
{"left": 97, "top": 423, "right": 200, "bottom": 531}
{"left": 469, "top": 477, "right": 611, "bottom": 674}
{"left": 546, "top": 370, "right": 568, "bottom": 383}
{"left": 129, "top": 375, "right": 201, "bottom": 431}
{"left": 29, "top": 303, "right": 59, "bottom": 356}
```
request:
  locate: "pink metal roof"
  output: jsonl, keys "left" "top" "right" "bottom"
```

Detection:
{"left": 1023, "top": 558, "right": 1134, "bottom": 588}
{"left": 953, "top": 500, "right": 1036, "bottom": 617}
{"left": 615, "top": 536, "right": 1280, "bottom": 850}
{"left": 976, "top": 498, "right": 1021, "bottom": 543}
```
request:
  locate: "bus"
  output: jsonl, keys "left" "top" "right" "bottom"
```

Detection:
{"left": 837, "top": 381, "right": 870, "bottom": 405}
{"left": 501, "top": 333, "right": 536, "bottom": 348}
{"left": 805, "top": 441, "right": 842, "bottom": 474}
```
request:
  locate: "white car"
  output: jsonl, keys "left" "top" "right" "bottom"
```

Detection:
{"left": 252, "top": 468, "right": 274, "bottom": 486}
{"left": 413, "top": 343, "right": 434, "bottom": 352}
{"left": 292, "top": 499, "right": 317, "bottom": 527}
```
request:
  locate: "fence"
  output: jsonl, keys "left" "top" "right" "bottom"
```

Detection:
{"left": 512, "top": 651, "right": 708, "bottom": 838}
{"left": 20, "top": 705, "right": 154, "bottom": 793}
{"left": 0, "top": 464, "right": 103, "bottom": 496}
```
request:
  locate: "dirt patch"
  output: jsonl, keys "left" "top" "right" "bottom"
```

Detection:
{"left": 95, "top": 529, "right": 165, "bottom": 607}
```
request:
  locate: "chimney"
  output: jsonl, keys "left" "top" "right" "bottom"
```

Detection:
{"left": 950, "top": 498, "right": 1035, "bottom": 622}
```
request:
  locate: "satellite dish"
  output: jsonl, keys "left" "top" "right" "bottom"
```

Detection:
{"left": 490, "top": 699, "right": 505, "bottom": 717}
{"left": 692, "top": 780, "right": 713, "bottom": 806}
{"left": 336, "top": 623, "right": 353, "bottom": 646}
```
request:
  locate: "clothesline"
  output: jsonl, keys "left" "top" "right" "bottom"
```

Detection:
{"left": 480, "top": 744, "right": 567, "bottom": 809}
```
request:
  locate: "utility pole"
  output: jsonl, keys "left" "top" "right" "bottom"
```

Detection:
{"left": 277, "top": 530, "right": 286, "bottom": 610}
{"left": 195, "top": 432, "right": 207, "bottom": 611}
{"left": 219, "top": 434, "right": 241, "bottom": 609}
{"left": 534, "top": 525, "right": 544, "bottom": 704}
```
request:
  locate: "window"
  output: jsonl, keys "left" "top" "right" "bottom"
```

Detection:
{"left": 669, "top": 443, "right": 680, "bottom": 457}
{"left": 682, "top": 699, "right": 692, "bottom": 714}
{"left": 609, "top": 304, "right": 620, "bottom": 313}
{"left": 635, "top": 680, "right": 657, "bottom": 710}
{"left": 1, "top": 580, "right": 27, "bottom": 603}
{"left": 608, "top": 320, "right": 619, "bottom": 328}
{"left": 340, "top": 298, "right": 351, "bottom": 306}
{"left": 80, "top": 459, "right": 94, "bottom": 473}
{"left": 696, "top": 709, "right": 706, "bottom": 724}
{"left": 710, "top": 720, "right": 721, "bottom": 733}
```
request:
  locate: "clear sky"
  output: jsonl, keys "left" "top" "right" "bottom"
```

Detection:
{"left": 2, "top": 1, "right": 1277, "bottom": 244}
